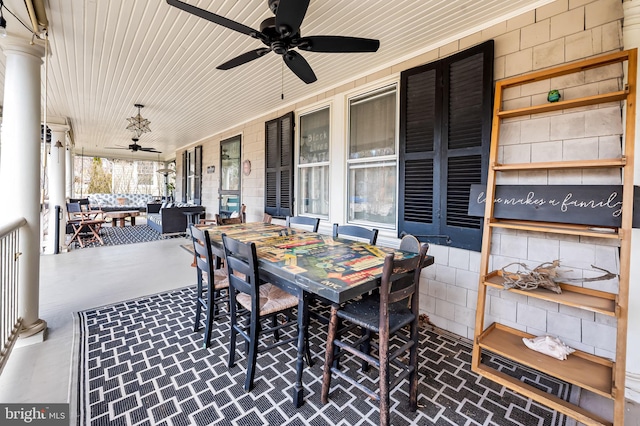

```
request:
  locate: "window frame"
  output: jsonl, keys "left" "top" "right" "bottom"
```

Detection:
{"left": 297, "top": 105, "right": 331, "bottom": 219}
{"left": 346, "top": 83, "right": 399, "bottom": 230}
{"left": 219, "top": 135, "right": 242, "bottom": 216}
{"left": 182, "top": 145, "right": 202, "bottom": 204}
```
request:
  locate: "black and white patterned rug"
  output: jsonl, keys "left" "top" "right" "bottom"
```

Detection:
{"left": 72, "top": 287, "right": 571, "bottom": 426}
{"left": 74, "top": 225, "right": 166, "bottom": 249}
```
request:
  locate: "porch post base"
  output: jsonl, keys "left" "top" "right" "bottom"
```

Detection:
{"left": 20, "top": 319, "right": 47, "bottom": 339}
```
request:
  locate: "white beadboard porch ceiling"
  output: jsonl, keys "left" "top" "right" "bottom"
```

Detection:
{"left": 0, "top": 0, "right": 552, "bottom": 161}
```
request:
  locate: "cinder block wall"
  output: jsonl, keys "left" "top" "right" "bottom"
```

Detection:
{"left": 176, "top": 0, "right": 625, "bottom": 357}
{"left": 415, "top": 0, "right": 623, "bottom": 360}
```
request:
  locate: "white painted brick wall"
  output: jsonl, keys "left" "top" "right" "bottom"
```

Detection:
{"left": 446, "top": 285, "right": 467, "bottom": 307}
{"left": 527, "top": 237, "right": 560, "bottom": 262}
{"left": 455, "top": 269, "right": 479, "bottom": 291}
{"left": 403, "top": 0, "right": 624, "bottom": 359}
{"left": 489, "top": 296, "right": 517, "bottom": 322}
{"left": 435, "top": 299, "right": 455, "bottom": 321}
{"left": 517, "top": 303, "right": 548, "bottom": 330}
{"left": 547, "top": 311, "right": 582, "bottom": 342}
{"left": 582, "top": 320, "right": 616, "bottom": 353}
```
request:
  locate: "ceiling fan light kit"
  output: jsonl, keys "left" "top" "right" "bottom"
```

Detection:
{"left": 126, "top": 104, "right": 151, "bottom": 138}
{"left": 166, "top": 0, "right": 380, "bottom": 84}
{"left": 108, "top": 104, "right": 161, "bottom": 154}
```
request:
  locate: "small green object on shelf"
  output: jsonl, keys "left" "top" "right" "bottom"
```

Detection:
{"left": 547, "top": 89, "right": 561, "bottom": 102}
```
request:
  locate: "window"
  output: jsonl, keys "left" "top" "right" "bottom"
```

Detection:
{"left": 265, "top": 112, "right": 294, "bottom": 218}
{"left": 136, "top": 161, "right": 154, "bottom": 187}
{"left": 399, "top": 40, "right": 493, "bottom": 251}
{"left": 182, "top": 145, "right": 202, "bottom": 203}
{"left": 298, "top": 107, "right": 329, "bottom": 218}
{"left": 347, "top": 85, "right": 397, "bottom": 227}
{"left": 219, "top": 136, "right": 241, "bottom": 216}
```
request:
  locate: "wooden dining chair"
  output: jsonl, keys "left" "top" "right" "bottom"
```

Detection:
{"left": 198, "top": 218, "right": 217, "bottom": 226}
{"left": 321, "top": 243, "right": 429, "bottom": 426}
{"left": 399, "top": 233, "right": 421, "bottom": 253}
{"left": 215, "top": 213, "right": 243, "bottom": 225}
{"left": 262, "top": 212, "right": 273, "bottom": 224}
{"left": 332, "top": 223, "right": 379, "bottom": 244}
{"left": 221, "top": 234, "right": 301, "bottom": 392}
{"left": 285, "top": 215, "right": 320, "bottom": 232}
{"left": 190, "top": 225, "right": 229, "bottom": 348}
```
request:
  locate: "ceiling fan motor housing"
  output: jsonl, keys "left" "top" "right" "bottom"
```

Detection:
{"left": 268, "top": 0, "right": 279, "bottom": 14}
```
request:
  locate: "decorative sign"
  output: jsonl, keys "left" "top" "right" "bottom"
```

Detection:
{"left": 468, "top": 184, "right": 640, "bottom": 228}
{"left": 206, "top": 165, "right": 215, "bottom": 174}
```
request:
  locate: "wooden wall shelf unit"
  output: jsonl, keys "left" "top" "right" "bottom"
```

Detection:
{"left": 472, "top": 49, "right": 637, "bottom": 426}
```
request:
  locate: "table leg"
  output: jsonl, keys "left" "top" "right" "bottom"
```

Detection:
{"left": 118, "top": 218, "right": 125, "bottom": 228}
{"left": 131, "top": 216, "right": 136, "bottom": 226}
{"left": 292, "top": 292, "right": 308, "bottom": 408}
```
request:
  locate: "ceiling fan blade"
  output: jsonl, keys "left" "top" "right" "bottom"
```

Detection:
{"left": 140, "top": 147, "right": 162, "bottom": 153}
{"left": 217, "top": 48, "right": 272, "bottom": 70}
{"left": 166, "top": 0, "right": 261, "bottom": 39}
{"left": 283, "top": 51, "right": 316, "bottom": 84}
{"left": 296, "top": 36, "right": 380, "bottom": 53}
{"left": 275, "top": 0, "right": 310, "bottom": 36}
{"left": 106, "top": 147, "right": 129, "bottom": 150}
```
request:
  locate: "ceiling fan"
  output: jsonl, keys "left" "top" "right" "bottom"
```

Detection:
{"left": 106, "top": 138, "right": 162, "bottom": 154}
{"left": 166, "top": 0, "right": 380, "bottom": 84}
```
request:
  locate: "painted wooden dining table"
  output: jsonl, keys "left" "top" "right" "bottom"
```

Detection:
{"left": 196, "top": 222, "right": 435, "bottom": 407}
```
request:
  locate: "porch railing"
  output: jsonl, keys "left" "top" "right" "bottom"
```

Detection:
{"left": 0, "top": 217, "right": 26, "bottom": 375}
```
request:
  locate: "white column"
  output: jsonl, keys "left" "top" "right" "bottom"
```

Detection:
{"left": 66, "top": 140, "right": 74, "bottom": 198}
{"left": 623, "top": 0, "right": 640, "bottom": 403}
{"left": 0, "top": 37, "right": 47, "bottom": 338}
{"left": 45, "top": 124, "right": 68, "bottom": 254}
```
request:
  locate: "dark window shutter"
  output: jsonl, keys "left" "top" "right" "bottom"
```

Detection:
{"left": 265, "top": 111, "right": 294, "bottom": 218}
{"left": 181, "top": 151, "right": 187, "bottom": 203}
{"left": 399, "top": 40, "right": 493, "bottom": 251}
{"left": 194, "top": 145, "right": 202, "bottom": 204}
{"left": 266, "top": 120, "right": 278, "bottom": 211}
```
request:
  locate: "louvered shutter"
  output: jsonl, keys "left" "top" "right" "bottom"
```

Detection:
{"left": 439, "top": 45, "right": 492, "bottom": 250}
{"left": 181, "top": 151, "right": 187, "bottom": 203}
{"left": 399, "top": 40, "right": 493, "bottom": 251}
{"left": 194, "top": 145, "right": 202, "bottom": 204}
{"left": 399, "top": 65, "right": 439, "bottom": 238}
{"left": 265, "top": 111, "right": 294, "bottom": 217}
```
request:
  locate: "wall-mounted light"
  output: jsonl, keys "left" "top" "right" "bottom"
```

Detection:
{"left": 54, "top": 140, "right": 63, "bottom": 163}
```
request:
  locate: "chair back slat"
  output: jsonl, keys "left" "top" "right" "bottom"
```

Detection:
{"left": 379, "top": 243, "right": 429, "bottom": 308}
{"left": 190, "top": 225, "right": 214, "bottom": 282}
{"left": 286, "top": 215, "right": 320, "bottom": 232}
{"left": 222, "top": 234, "right": 259, "bottom": 297}
{"left": 332, "top": 224, "right": 378, "bottom": 244}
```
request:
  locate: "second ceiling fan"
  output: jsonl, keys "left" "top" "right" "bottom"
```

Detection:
{"left": 107, "top": 138, "right": 162, "bottom": 154}
{"left": 166, "top": 0, "right": 380, "bottom": 84}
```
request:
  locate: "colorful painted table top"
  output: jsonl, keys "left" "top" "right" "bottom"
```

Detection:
{"left": 201, "top": 222, "right": 434, "bottom": 303}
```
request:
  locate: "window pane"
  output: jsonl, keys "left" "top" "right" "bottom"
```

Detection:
{"left": 298, "top": 107, "right": 330, "bottom": 218}
{"left": 300, "top": 108, "right": 330, "bottom": 164}
{"left": 299, "top": 165, "right": 329, "bottom": 216}
{"left": 348, "top": 162, "right": 396, "bottom": 225}
{"left": 221, "top": 139, "right": 240, "bottom": 191}
{"left": 349, "top": 87, "right": 396, "bottom": 159}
